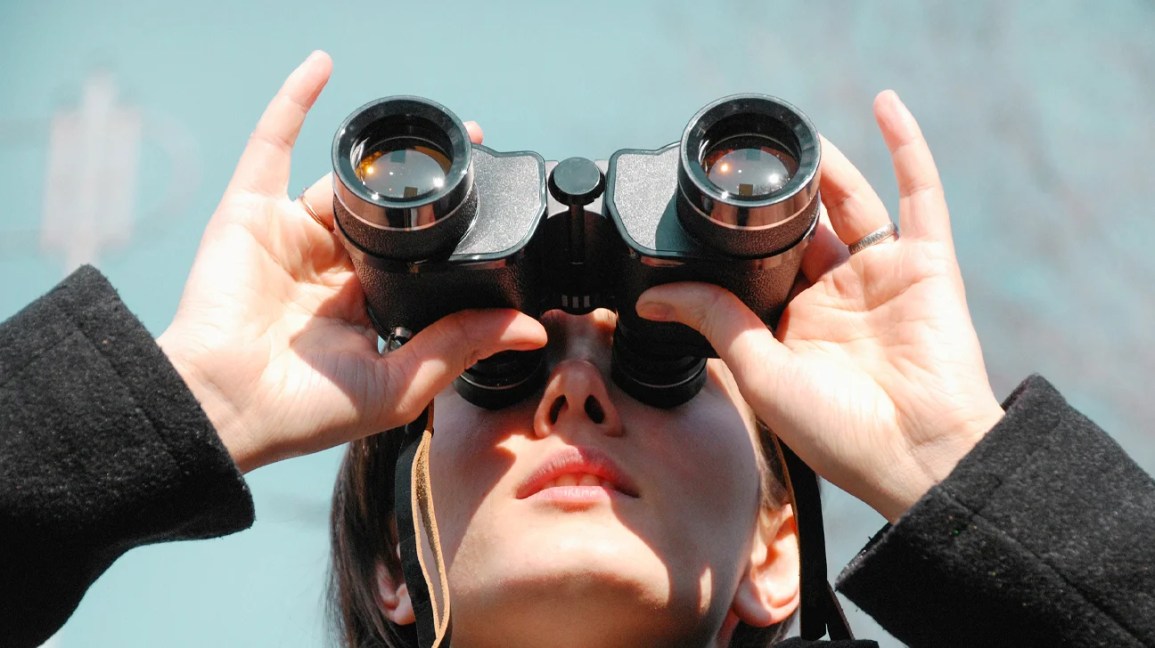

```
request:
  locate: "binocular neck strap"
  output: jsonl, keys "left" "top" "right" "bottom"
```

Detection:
{"left": 772, "top": 434, "right": 854, "bottom": 641}
{"left": 394, "top": 404, "right": 453, "bottom": 648}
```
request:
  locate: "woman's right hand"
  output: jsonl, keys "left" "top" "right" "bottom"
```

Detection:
{"left": 636, "top": 91, "right": 1005, "bottom": 522}
{"left": 158, "top": 52, "right": 546, "bottom": 473}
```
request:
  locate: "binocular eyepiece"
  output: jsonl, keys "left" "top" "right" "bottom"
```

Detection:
{"left": 332, "top": 94, "right": 820, "bottom": 410}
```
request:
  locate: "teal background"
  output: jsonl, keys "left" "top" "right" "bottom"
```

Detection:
{"left": 2, "top": 1, "right": 1153, "bottom": 646}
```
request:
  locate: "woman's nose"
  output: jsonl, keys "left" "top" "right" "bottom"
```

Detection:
{"left": 532, "top": 359, "right": 623, "bottom": 438}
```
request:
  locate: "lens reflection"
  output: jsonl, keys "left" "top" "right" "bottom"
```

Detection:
{"left": 703, "top": 137, "right": 797, "bottom": 197}
{"left": 356, "top": 139, "right": 453, "bottom": 199}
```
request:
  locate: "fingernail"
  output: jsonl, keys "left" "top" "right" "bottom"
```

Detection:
{"left": 636, "top": 300, "right": 672, "bottom": 321}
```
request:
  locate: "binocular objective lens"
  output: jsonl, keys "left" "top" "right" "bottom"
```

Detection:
{"left": 333, "top": 96, "right": 476, "bottom": 259}
{"left": 356, "top": 139, "right": 453, "bottom": 200}
{"left": 675, "top": 94, "right": 820, "bottom": 258}
{"left": 703, "top": 136, "right": 798, "bottom": 197}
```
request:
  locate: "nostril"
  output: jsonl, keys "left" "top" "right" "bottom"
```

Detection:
{"left": 548, "top": 396, "right": 567, "bottom": 424}
{"left": 584, "top": 396, "right": 606, "bottom": 424}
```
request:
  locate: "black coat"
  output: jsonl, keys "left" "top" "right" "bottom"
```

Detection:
{"left": 2, "top": 266, "right": 1153, "bottom": 647}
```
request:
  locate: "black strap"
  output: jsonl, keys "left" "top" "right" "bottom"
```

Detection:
{"left": 775, "top": 438, "right": 853, "bottom": 641}
{"left": 775, "top": 639, "right": 879, "bottom": 647}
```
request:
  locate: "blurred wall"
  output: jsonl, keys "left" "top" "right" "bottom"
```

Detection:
{"left": 2, "top": 1, "right": 1152, "bottom": 646}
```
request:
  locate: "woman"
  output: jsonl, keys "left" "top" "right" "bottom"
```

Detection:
{"left": 2, "top": 51, "right": 1151, "bottom": 648}
{"left": 330, "top": 307, "right": 802, "bottom": 647}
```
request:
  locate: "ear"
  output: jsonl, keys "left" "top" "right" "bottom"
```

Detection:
{"left": 375, "top": 562, "right": 416, "bottom": 625}
{"left": 731, "top": 504, "right": 800, "bottom": 627}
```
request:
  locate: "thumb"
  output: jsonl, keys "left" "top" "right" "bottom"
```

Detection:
{"left": 376, "top": 309, "right": 547, "bottom": 427}
{"left": 635, "top": 283, "right": 793, "bottom": 405}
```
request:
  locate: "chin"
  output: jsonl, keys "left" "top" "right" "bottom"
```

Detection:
{"left": 447, "top": 580, "right": 717, "bottom": 648}
{"left": 445, "top": 528, "right": 724, "bottom": 648}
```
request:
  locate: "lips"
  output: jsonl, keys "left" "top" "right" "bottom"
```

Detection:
{"left": 516, "top": 446, "right": 639, "bottom": 500}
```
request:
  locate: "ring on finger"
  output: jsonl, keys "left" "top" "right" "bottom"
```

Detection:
{"left": 848, "top": 222, "right": 899, "bottom": 254}
{"left": 296, "top": 190, "right": 334, "bottom": 233}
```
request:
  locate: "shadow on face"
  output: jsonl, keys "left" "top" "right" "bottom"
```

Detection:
{"left": 422, "top": 309, "right": 778, "bottom": 647}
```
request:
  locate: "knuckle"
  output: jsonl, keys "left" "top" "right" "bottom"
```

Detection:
{"left": 443, "top": 311, "right": 487, "bottom": 372}
{"left": 378, "top": 355, "right": 413, "bottom": 419}
{"left": 902, "top": 175, "right": 942, "bottom": 200}
{"left": 249, "top": 128, "right": 293, "bottom": 157}
{"left": 695, "top": 286, "right": 736, "bottom": 341}
{"left": 280, "top": 90, "right": 311, "bottom": 116}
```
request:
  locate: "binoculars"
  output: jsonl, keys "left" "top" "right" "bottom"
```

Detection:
{"left": 331, "top": 94, "right": 821, "bottom": 410}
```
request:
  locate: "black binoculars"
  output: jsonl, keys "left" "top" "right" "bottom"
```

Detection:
{"left": 330, "top": 94, "right": 821, "bottom": 410}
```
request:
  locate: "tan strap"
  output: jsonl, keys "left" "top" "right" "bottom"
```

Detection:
{"left": 411, "top": 422, "right": 453, "bottom": 645}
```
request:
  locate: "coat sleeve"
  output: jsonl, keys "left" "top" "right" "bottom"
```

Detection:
{"left": 0, "top": 266, "right": 255, "bottom": 648}
{"left": 835, "top": 375, "right": 1155, "bottom": 647}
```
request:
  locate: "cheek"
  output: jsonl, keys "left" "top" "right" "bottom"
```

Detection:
{"left": 668, "top": 412, "right": 759, "bottom": 521}
{"left": 622, "top": 386, "right": 764, "bottom": 564}
{"left": 426, "top": 396, "right": 527, "bottom": 563}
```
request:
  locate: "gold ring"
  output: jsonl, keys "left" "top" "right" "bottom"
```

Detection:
{"left": 848, "top": 222, "right": 899, "bottom": 254}
{"left": 296, "top": 191, "right": 333, "bottom": 232}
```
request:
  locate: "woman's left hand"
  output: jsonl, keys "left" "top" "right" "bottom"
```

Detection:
{"left": 636, "top": 91, "right": 1005, "bottom": 522}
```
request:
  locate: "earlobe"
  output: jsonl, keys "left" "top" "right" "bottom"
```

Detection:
{"left": 375, "top": 563, "right": 416, "bottom": 625}
{"left": 731, "top": 504, "right": 801, "bottom": 627}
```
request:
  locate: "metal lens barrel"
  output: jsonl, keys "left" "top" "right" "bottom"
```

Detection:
{"left": 332, "top": 96, "right": 476, "bottom": 261}
{"left": 612, "top": 95, "right": 821, "bottom": 409}
{"left": 676, "top": 94, "right": 821, "bottom": 256}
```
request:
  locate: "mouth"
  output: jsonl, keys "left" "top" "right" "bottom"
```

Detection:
{"left": 516, "top": 446, "right": 640, "bottom": 502}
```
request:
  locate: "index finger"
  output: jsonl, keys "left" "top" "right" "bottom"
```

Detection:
{"left": 227, "top": 51, "right": 333, "bottom": 196}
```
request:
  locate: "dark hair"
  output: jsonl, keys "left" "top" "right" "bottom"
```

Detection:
{"left": 328, "top": 423, "right": 793, "bottom": 647}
